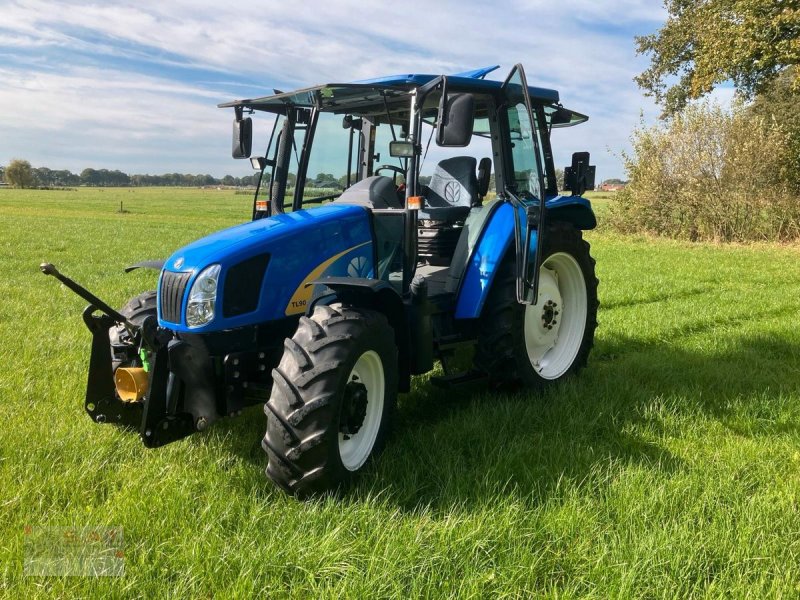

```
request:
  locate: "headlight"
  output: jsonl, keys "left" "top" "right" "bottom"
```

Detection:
{"left": 186, "top": 264, "right": 221, "bottom": 328}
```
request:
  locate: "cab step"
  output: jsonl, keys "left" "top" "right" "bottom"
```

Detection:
{"left": 430, "top": 369, "right": 487, "bottom": 389}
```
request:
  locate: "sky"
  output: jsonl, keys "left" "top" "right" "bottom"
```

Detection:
{"left": 0, "top": 0, "right": 693, "bottom": 181}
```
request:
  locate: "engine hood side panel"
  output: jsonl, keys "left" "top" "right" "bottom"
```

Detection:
{"left": 158, "top": 204, "right": 375, "bottom": 333}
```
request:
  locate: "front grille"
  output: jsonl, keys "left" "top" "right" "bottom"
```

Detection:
{"left": 160, "top": 271, "right": 192, "bottom": 323}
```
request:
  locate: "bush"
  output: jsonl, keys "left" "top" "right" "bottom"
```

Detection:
{"left": 610, "top": 102, "right": 800, "bottom": 242}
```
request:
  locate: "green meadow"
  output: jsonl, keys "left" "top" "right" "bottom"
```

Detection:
{"left": 1, "top": 187, "right": 799, "bottom": 598}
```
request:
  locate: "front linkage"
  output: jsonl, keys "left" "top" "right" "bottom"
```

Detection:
{"left": 42, "top": 263, "right": 253, "bottom": 448}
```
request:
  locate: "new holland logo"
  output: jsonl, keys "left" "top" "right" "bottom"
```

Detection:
{"left": 347, "top": 256, "right": 370, "bottom": 278}
{"left": 173, "top": 257, "right": 184, "bottom": 269}
{"left": 444, "top": 181, "right": 461, "bottom": 205}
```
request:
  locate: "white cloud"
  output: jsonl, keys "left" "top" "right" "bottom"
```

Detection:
{"left": 513, "top": 0, "right": 667, "bottom": 24}
{"left": 0, "top": 0, "right": 668, "bottom": 178}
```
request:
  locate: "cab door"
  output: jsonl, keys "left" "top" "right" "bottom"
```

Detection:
{"left": 501, "top": 64, "right": 549, "bottom": 305}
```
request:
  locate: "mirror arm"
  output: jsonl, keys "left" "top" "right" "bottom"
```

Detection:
{"left": 415, "top": 75, "right": 445, "bottom": 109}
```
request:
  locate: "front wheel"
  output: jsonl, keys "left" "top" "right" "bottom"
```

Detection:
{"left": 474, "top": 222, "right": 599, "bottom": 388}
{"left": 109, "top": 290, "right": 157, "bottom": 372}
{"left": 262, "top": 304, "right": 398, "bottom": 497}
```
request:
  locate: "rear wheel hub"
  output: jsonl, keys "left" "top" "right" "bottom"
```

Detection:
{"left": 340, "top": 378, "right": 368, "bottom": 436}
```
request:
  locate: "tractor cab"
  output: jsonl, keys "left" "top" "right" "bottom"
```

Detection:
{"left": 222, "top": 64, "right": 594, "bottom": 306}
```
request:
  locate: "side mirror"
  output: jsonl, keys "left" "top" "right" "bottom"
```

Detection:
{"left": 436, "top": 90, "right": 475, "bottom": 147}
{"left": 232, "top": 117, "right": 252, "bottom": 159}
{"left": 250, "top": 156, "right": 266, "bottom": 171}
{"left": 342, "top": 115, "right": 363, "bottom": 130}
{"left": 389, "top": 141, "right": 415, "bottom": 157}
{"left": 564, "top": 152, "right": 596, "bottom": 196}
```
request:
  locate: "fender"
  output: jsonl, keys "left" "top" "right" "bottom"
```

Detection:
{"left": 546, "top": 195, "right": 596, "bottom": 230}
{"left": 454, "top": 195, "right": 595, "bottom": 319}
{"left": 308, "top": 277, "right": 411, "bottom": 392}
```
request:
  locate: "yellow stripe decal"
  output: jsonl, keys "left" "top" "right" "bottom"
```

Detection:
{"left": 284, "top": 241, "right": 371, "bottom": 315}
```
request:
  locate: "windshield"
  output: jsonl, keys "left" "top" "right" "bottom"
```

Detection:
{"left": 302, "top": 112, "right": 358, "bottom": 204}
{"left": 299, "top": 112, "right": 408, "bottom": 206}
{"left": 249, "top": 89, "right": 502, "bottom": 213}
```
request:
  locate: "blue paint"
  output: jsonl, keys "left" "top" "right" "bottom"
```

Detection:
{"left": 547, "top": 194, "right": 594, "bottom": 212}
{"left": 158, "top": 204, "right": 374, "bottom": 332}
{"left": 454, "top": 202, "right": 515, "bottom": 319}
{"left": 546, "top": 195, "right": 597, "bottom": 230}
{"left": 351, "top": 72, "right": 559, "bottom": 103}
{"left": 454, "top": 196, "right": 595, "bottom": 319}
{"left": 450, "top": 65, "right": 501, "bottom": 79}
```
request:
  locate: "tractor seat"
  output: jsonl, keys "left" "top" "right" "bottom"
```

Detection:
{"left": 334, "top": 175, "right": 403, "bottom": 210}
{"left": 419, "top": 156, "right": 478, "bottom": 221}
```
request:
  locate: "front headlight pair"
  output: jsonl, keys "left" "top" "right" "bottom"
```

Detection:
{"left": 186, "top": 264, "right": 221, "bottom": 328}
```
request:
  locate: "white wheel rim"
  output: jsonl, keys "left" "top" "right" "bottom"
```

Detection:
{"left": 339, "top": 350, "right": 385, "bottom": 471}
{"left": 523, "top": 252, "right": 587, "bottom": 380}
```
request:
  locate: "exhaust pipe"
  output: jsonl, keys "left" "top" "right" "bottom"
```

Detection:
{"left": 114, "top": 367, "right": 149, "bottom": 402}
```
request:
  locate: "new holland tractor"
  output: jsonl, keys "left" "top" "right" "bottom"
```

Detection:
{"left": 42, "top": 64, "right": 599, "bottom": 496}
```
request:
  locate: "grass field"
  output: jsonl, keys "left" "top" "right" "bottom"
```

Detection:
{"left": 2, "top": 187, "right": 800, "bottom": 598}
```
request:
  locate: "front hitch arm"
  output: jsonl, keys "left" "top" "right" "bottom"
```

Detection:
{"left": 40, "top": 263, "right": 135, "bottom": 332}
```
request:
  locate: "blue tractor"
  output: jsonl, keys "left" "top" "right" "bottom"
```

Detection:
{"left": 42, "top": 64, "right": 598, "bottom": 496}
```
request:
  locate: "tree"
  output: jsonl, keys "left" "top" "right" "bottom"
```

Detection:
{"left": 34, "top": 167, "right": 53, "bottom": 186}
{"left": 636, "top": 0, "right": 800, "bottom": 116}
{"left": 554, "top": 168, "right": 564, "bottom": 191}
{"left": 57, "top": 170, "right": 80, "bottom": 186}
{"left": 80, "top": 168, "right": 98, "bottom": 186}
{"left": 750, "top": 66, "right": 800, "bottom": 188}
{"left": 5, "top": 159, "right": 36, "bottom": 188}
{"left": 311, "top": 172, "right": 340, "bottom": 189}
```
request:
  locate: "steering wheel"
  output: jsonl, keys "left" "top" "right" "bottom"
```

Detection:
{"left": 375, "top": 164, "right": 406, "bottom": 188}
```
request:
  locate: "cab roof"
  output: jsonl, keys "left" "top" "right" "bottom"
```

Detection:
{"left": 219, "top": 65, "right": 588, "bottom": 128}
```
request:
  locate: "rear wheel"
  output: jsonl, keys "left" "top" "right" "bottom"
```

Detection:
{"left": 262, "top": 304, "right": 397, "bottom": 496}
{"left": 474, "top": 223, "right": 598, "bottom": 388}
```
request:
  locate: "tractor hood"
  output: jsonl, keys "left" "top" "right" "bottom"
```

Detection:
{"left": 158, "top": 204, "right": 375, "bottom": 333}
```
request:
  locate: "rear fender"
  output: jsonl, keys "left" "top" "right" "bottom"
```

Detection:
{"left": 546, "top": 195, "right": 596, "bottom": 230}
{"left": 308, "top": 277, "right": 411, "bottom": 392}
{"left": 454, "top": 196, "right": 595, "bottom": 319}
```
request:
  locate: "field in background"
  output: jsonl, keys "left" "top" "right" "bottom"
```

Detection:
{"left": 2, "top": 187, "right": 800, "bottom": 597}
